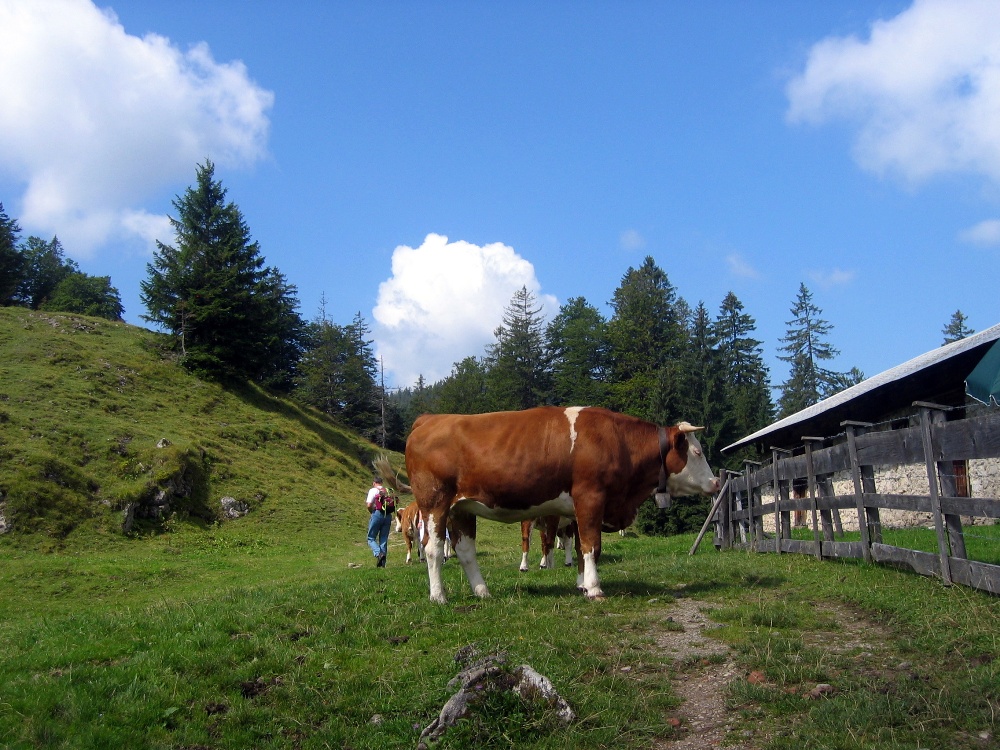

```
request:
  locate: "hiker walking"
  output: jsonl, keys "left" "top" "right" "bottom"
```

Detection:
{"left": 366, "top": 476, "right": 395, "bottom": 567}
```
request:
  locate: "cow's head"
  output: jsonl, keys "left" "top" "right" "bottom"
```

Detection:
{"left": 659, "top": 422, "right": 720, "bottom": 505}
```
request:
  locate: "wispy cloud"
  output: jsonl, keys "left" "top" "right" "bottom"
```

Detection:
{"left": 807, "top": 268, "right": 856, "bottom": 288}
{"left": 725, "top": 253, "right": 761, "bottom": 279}
{"left": 959, "top": 218, "right": 1000, "bottom": 246}
{"left": 619, "top": 229, "right": 646, "bottom": 252}
{"left": 0, "top": 0, "right": 273, "bottom": 257}
{"left": 786, "top": 0, "right": 1000, "bottom": 186}
{"left": 372, "top": 233, "right": 559, "bottom": 387}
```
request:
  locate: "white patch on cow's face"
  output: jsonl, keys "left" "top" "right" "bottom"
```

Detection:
{"left": 563, "top": 406, "right": 585, "bottom": 452}
{"left": 666, "top": 432, "right": 720, "bottom": 497}
{"left": 453, "top": 492, "right": 575, "bottom": 523}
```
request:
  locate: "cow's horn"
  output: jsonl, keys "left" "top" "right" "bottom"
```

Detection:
{"left": 676, "top": 422, "right": 705, "bottom": 433}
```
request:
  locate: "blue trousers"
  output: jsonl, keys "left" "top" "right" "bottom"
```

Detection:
{"left": 367, "top": 510, "right": 391, "bottom": 559}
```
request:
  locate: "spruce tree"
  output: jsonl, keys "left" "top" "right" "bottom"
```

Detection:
{"left": 140, "top": 160, "right": 303, "bottom": 383}
{"left": 545, "top": 296, "right": 609, "bottom": 406}
{"left": 712, "top": 291, "right": 773, "bottom": 463}
{"left": 484, "top": 286, "right": 551, "bottom": 410}
{"left": 637, "top": 302, "right": 723, "bottom": 538}
{"left": 296, "top": 312, "right": 381, "bottom": 440}
{"left": 437, "top": 357, "right": 489, "bottom": 414}
{"left": 776, "top": 283, "right": 856, "bottom": 417}
{"left": 606, "top": 256, "right": 686, "bottom": 420}
{"left": 0, "top": 203, "right": 23, "bottom": 306}
{"left": 942, "top": 310, "right": 974, "bottom": 344}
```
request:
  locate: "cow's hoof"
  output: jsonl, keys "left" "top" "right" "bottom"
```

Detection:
{"left": 473, "top": 584, "right": 491, "bottom": 598}
{"left": 518, "top": 566, "right": 528, "bottom": 573}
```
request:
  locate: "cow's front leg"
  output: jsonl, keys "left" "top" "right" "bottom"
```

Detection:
{"left": 449, "top": 511, "right": 489, "bottom": 598}
{"left": 423, "top": 511, "right": 449, "bottom": 604}
{"left": 575, "top": 520, "right": 604, "bottom": 600}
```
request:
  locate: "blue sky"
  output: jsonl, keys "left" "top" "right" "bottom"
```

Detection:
{"left": 1, "top": 0, "right": 998, "bottom": 390}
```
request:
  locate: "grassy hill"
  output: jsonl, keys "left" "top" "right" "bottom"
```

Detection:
{"left": 0, "top": 306, "right": 378, "bottom": 547}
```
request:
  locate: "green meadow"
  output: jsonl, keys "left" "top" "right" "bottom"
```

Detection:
{"left": 1, "top": 308, "right": 997, "bottom": 749}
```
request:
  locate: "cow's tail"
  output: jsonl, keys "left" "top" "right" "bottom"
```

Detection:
{"left": 372, "top": 454, "right": 412, "bottom": 494}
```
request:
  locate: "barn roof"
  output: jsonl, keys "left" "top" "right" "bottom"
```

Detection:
{"left": 722, "top": 321, "right": 1000, "bottom": 454}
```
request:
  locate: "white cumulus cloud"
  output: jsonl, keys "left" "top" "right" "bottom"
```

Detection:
{"left": 373, "top": 233, "right": 559, "bottom": 387}
{"left": 0, "top": 0, "right": 273, "bottom": 257}
{"left": 786, "top": 0, "right": 1000, "bottom": 185}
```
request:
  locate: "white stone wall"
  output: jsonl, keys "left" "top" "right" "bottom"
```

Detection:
{"left": 757, "top": 457, "right": 1000, "bottom": 533}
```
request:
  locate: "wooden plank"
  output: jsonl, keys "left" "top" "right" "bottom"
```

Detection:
{"left": 855, "top": 426, "right": 925, "bottom": 467}
{"left": 872, "top": 543, "right": 941, "bottom": 578}
{"left": 940, "top": 496, "right": 1000, "bottom": 518}
{"left": 933, "top": 411, "right": 1000, "bottom": 461}
{"left": 866, "top": 493, "right": 933, "bottom": 512}
{"left": 949, "top": 558, "right": 1000, "bottom": 595}
{"left": 821, "top": 540, "right": 864, "bottom": 559}
{"left": 783, "top": 539, "right": 819, "bottom": 555}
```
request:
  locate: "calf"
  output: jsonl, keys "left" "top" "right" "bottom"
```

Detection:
{"left": 519, "top": 517, "right": 575, "bottom": 571}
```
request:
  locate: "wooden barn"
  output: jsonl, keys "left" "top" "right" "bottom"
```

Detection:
{"left": 704, "top": 322, "right": 1000, "bottom": 595}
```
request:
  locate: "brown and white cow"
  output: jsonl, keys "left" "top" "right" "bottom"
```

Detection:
{"left": 519, "top": 516, "right": 575, "bottom": 571}
{"left": 404, "top": 406, "right": 719, "bottom": 603}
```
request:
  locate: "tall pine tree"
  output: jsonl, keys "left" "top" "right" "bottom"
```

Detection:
{"left": 545, "top": 296, "right": 609, "bottom": 406}
{"left": 437, "top": 357, "right": 489, "bottom": 414}
{"left": 484, "top": 286, "right": 551, "bottom": 410}
{"left": 942, "top": 310, "right": 974, "bottom": 344}
{"left": 0, "top": 203, "right": 23, "bottom": 306}
{"left": 606, "top": 256, "right": 686, "bottom": 420}
{"left": 296, "top": 312, "right": 381, "bottom": 441}
{"left": 776, "top": 283, "right": 857, "bottom": 417}
{"left": 140, "top": 160, "right": 303, "bottom": 384}
{"left": 712, "top": 291, "right": 773, "bottom": 464}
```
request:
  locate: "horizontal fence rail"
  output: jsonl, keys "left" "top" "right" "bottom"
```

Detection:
{"left": 700, "top": 403, "right": 1000, "bottom": 596}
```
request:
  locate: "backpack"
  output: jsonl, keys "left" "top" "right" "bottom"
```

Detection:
{"left": 375, "top": 487, "right": 396, "bottom": 514}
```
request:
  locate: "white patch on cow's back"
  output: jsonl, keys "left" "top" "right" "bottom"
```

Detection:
{"left": 563, "top": 406, "right": 586, "bottom": 452}
{"left": 453, "top": 493, "right": 575, "bottom": 523}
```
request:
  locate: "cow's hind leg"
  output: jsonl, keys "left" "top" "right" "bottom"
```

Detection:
{"left": 423, "top": 511, "right": 450, "bottom": 604}
{"left": 449, "top": 511, "right": 490, "bottom": 598}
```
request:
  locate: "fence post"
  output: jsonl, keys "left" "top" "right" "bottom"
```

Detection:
{"left": 771, "top": 447, "right": 792, "bottom": 555}
{"left": 718, "top": 470, "right": 733, "bottom": 550}
{"left": 803, "top": 437, "right": 824, "bottom": 560}
{"left": 743, "top": 460, "right": 762, "bottom": 550}
{"left": 916, "top": 402, "right": 953, "bottom": 585}
{"left": 843, "top": 421, "right": 875, "bottom": 563}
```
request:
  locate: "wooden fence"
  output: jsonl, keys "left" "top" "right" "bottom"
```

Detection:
{"left": 699, "top": 403, "right": 1000, "bottom": 596}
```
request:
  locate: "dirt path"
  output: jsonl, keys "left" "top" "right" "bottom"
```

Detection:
{"left": 650, "top": 597, "right": 753, "bottom": 750}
